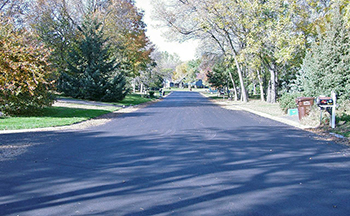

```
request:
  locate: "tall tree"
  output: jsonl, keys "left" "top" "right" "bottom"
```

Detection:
{"left": 151, "top": 50, "right": 182, "bottom": 88}
{"left": 29, "top": 0, "right": 79, "bottom": 76}
{"left": 102, "top": 0, "right": 154, "bottom": 80}
{"left": 299, "top": 4, "right": 350, "bottom": 101}
{"left": 58, "top": 15, "right": 128, "bottom": 101}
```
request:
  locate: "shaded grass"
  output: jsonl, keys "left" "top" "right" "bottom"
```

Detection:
{"left": 332, "top": 124, "right": 350, "bottom": 137}
{"left": 113, "top": 93, "right": 154, "bottom": 106}
{"left": 0, "top": 106, "right": 113, "bottom": 130}
{"left": 57, "top": 93, "right": 155, "bottom": 106}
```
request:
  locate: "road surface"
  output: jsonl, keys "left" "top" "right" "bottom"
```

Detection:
{"left": 1, "top": 91, "right": 350, "bottom": 215}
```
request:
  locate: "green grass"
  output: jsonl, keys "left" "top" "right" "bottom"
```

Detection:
{"left": 57, "top": 93, "right": 155, "bottom": 106}
{"left": 113, "top": 93, "right": 154, "bottom": 106}
{"left": 330, "top": 123, "right": 350, "bottom": 138}
{"left": 0, "top": 106, "right": 114, "bottom": 130}
{"left": 0, "top": 93, "right": 155, "bottom": 130}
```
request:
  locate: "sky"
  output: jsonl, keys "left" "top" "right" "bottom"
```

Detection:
{"left": 134, "top": 0, "right": 198, "bottom": 61}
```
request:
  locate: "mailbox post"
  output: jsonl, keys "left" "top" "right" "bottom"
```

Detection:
{"left": 316, "top": 91, "right": 337, "bottom": 128}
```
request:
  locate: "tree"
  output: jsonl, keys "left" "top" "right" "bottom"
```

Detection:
{"left": 102, "top": 0, "right": 154, "bottom": 87}
{"left": 0, "top": 16, "right": 54, "bottom": 115}
{"left": 152, "top": 50, "right": 181, "bottom": 79}
{"left": 58, "top": 15, "right": 128, "bottom": 102}
{"left": 299, "top": 4, "right": 350, "bottom": 102}
{"left": 29, "top": 0, "right": 78, "bottom": 77}
{"left": 0, "top": 0, "right": 28, "bottom": 27}
{"left": 206, "top": 63, "right": 229, "bottom": 90}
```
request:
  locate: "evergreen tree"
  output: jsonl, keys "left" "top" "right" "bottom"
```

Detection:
{"left": 299, "top": 5, "right": 350, "bottom": 101}
{"left": 58, "top": 16, "right": 128, "bottom": 101}
{"left": 206, "top": 63, "right": 230, "bottom": 90}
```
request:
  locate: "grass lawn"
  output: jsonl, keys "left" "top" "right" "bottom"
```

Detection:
{"left": 112, "top": 93, "right": 156, "bottom": 106}
{"left": 0, "top": 93, "right": 156, "bottom": 130}
{"left": 0, "top": 106, "right": 116, "bottom": 130}
{"left": 57, "top": 93, "right": 155, "bottom": 106}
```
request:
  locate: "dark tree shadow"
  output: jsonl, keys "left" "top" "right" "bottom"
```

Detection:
{"left": 0, "top": 91, "right": 350, "bottom": 216}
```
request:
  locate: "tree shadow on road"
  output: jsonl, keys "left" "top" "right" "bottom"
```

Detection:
{"left": 1, "top": 124, "right": 350, "bottom": 215}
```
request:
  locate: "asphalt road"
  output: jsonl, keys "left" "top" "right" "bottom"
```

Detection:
{"left": 1, "top": 91, "right": 350, "bottom": 216}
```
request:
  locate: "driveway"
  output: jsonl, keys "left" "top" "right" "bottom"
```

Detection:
{"left": 0, "top": 91, "right": 350, "bottom": 215}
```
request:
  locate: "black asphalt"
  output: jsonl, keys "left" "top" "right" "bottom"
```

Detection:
{"left": 1, "top": 91, "right": 350, "bottom": 216}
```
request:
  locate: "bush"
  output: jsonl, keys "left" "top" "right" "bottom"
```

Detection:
{"left": 279, "top": 92, "right": 303, "bottom": 114}
{"left": 149, "top": 91, "right": 155, "bottom": 98}
{"left": 0, "top": 18, "right": 54, "bottom": 115}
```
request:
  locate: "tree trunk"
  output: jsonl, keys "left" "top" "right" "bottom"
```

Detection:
{"left": 257, "top": 70, "right": 265, "bottom": 101}
{"left": 140, "top": 82, "right": 144, "bottom": 94}
{"left": 233, "top": 55, "right": 248, "bottom": 102}
{"left": 267, "top": 80, "right": 271, "bottom": 103}
{"left": 222, "top": 28, "right": 248, "bottom": 102}
{"left": 253, "top": 82, "right": 257, "bottom": 95}
{"left": 269, "top": 65, "right": 277, "bottom": 103}
{"left": 132, "top": 78, "right": 136, "bottom": 93}
{"left": 228, "top": 70, "right": 238, "bottom": 101}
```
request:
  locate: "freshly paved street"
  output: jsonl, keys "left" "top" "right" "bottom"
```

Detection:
{"left": 1, "top": 91, "right": 350, "bottom": 216}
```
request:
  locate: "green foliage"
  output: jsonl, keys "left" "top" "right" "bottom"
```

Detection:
{"left": 57, "top": 16, "right": 128, "bottom": 102}
{"left": 206, "top": 63, "right": 231, "bottom": 89}
{"left": 279, "top": 92, "right": 303, "bottom": 114}
{"left": 298, "top": 5, "right": 350, "bottom": 102}
{"left": 148, "top": 91, "right": 155, "bottom": 98}
{"left": 140, "top": 67, "right": 164, "bottom": 90}
{"left": 31, "top": 2, "right": 77, "bottom": 76}
{"left": 0, "top": 17, "right": 55, "bottom": 115}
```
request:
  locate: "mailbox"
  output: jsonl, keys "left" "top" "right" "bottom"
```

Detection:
{"left": 316, "top": 97, "right": 334, "bottom": 107}
{"left": 316, "top": 92, "right": 337, "bottom": 128}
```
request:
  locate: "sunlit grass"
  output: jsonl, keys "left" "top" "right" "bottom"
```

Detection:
{"left": 112, "top": 93, "right": 155, "bottom": 106}
{"left": 0, "top": 106, "right": 115, "bottom": 130}
{"left": 0, "top": 93, "right": 155, "bottom": 130}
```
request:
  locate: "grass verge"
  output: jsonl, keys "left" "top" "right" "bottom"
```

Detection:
{"left": 204, "top": 92, "right": 349, "bottom": 142}
{"left": 112, "top": 93, "right": 156, "bottom": 106}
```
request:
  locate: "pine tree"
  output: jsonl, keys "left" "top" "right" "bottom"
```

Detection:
{"left": 300, "top": 5, "right": 350, "bottom": 101}
{"left": 58, "top": 16, "right": 128, "bottom": 101}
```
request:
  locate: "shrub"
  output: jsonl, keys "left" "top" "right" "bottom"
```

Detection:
{"left": 279, "top": 92, "right": 303, "bottom": 114}
{"left": 0, "top": 17, "right": 54, "bottom": 115}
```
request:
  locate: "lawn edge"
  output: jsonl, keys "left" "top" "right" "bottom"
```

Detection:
{"left": 0, "top": 98, "right": 163, "bottom": 134}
